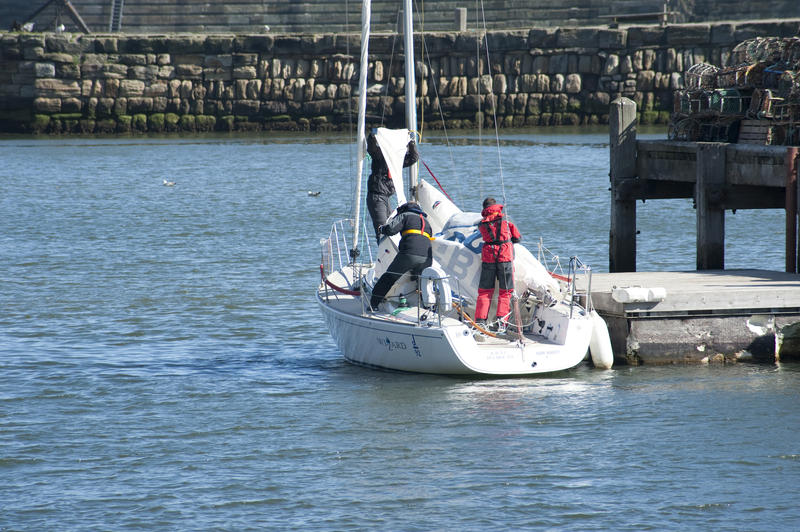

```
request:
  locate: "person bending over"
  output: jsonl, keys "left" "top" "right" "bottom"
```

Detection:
{"left": 369, "top": 202, "right": 433, "bottom": 310}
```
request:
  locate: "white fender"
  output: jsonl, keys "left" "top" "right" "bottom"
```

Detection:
{"left": 589, "top": 310, "right": 614, "bottom": 369}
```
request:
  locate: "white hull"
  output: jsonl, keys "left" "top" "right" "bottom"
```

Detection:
{"left": 317, "top": 281, "right": 593, "bottom": 376}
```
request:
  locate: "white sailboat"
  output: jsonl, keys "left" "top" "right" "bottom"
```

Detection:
{"left": 316, "top": 0, "right": 613, "bottom": 375}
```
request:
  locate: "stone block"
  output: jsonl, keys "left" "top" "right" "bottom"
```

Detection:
{"left": 556, "top": 28, "right": 598, "bottom": 48}
{"left": 145, "top": 82, "right": 168, "bottom": 97}
{"left": 119, "top": 54, "right": 147, "bottom": 66}
{"left": 42, "top": 52, "right": 74, "bottom": 64}
{"left": 528, "top": 29, "right": 557, "bottom": 48}
{"left": 34, "top": 78, "right": 80, "bottom": 98}
{"left": 636, "top": 70, "right": 656, "bottom": 91}
{"left": 175, "top": 64, "right": 203, "bottom": 79}
{"left": 550, "top": 73, "right": 564, "bottom": 93}
{"left": 203, "top": 36, "right": 235, "bottom": 55}
{"left": 233, "top": 66, "right": 257, "bottom": 79}
{"left": 486, "top": 31, "right": 528, "bottom": 52}
{"left": 598, "top": 29, "right": 627, "bottom": 50}
{"left": 603, "top": 54, "right": 619, "bottom": 76}
{"left": 627, "top": 27, "right": 665, "bottom": 48}
{"left": 33, "top": 97, "right": 60, "bottom": 112}
{"left": 62, "top": 97, "right": 82, "bottom": 113}
{"left": 45, "top": 36, "right": 82, "bottom": 55}
{"left": 165, "top": 36, "right": 205, "bottom": 55}
{"left": 94, "top": 37, "right": 118, "bottom": 54}
{"left": 233, "top": 99, "right": 259, "bottom": 115}
{"left": 233, "top": 53, "right": 258, "bottom": 67}
{"left": 234, "top": 36, "right": 273, "bottom": 54}
{"left": 493, "top": 74, "right": 507, "bottom": 94}
{"left": 667, "top": 24, "right": 710, "bottom": 46}
{"left": 129, "top": 65, "right": 160, "bottom": 81}
{"left": 203, "top": 54, "right": 233, "bottom": 69}
{"left": 548, "top": 54, "right": 568, "bottom": 74}
{"left": 565, "top": 73, "right": 581, "bottom": 94}
{"left": 119, "top": 79, "right": 145, "bottom": 97}
{"left": 127, "top": 97, "right": 153, "bottom": 114}
{"left": 204, "top": 68, "right": 232, "bottom": 81}
{"left": 34, "top": 62, "right": 56, "bottom": 78}
{"left": 710, "top": 24, "right": 736, "bottom": 45}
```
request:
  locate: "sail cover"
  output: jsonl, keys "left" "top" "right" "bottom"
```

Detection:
{"left": 374, "top": 127, "right": 411, "bottom": 206}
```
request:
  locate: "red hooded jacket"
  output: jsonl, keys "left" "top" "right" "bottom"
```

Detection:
{"left": 478, "top": 203, "right": 521, "bottom": 263}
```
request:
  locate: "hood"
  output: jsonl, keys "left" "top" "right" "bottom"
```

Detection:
{"left": 481, "top": 203, "right": 504, "bottom": 220}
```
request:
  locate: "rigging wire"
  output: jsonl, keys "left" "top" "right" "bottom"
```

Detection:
{"left": 477, "top": 0, "right": 507, "bottom": 211}
{"left": 414, "top": 0, "right": 464, "bottom": 206}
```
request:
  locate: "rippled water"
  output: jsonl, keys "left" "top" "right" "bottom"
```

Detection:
{"left": 2, "top": 130, "right": 798, "bottom": 530}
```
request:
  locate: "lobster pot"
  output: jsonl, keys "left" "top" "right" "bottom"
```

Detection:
{"left": 715, "top": 66, "right": 738, "bottom": 88}
{"left": 763, "top": 65, "right": 785, "bottom": 89}
{"left": 710, "top": 88, "right": 751, "bottom": 114}
{"left": 685, "top": 63, "right": 718, "bottom": 89}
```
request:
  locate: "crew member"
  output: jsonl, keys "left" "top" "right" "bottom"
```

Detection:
{"left": 475, "top": 197, "right": 521, "bottom": 330}
{"left": 366, "top": 132, "right": 419, "bottom": 241}
{"left": 369, "top": 202, "right": 433, "bottom": 310}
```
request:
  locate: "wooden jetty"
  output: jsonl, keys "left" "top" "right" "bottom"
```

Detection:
{"left": 587, "top": 98, "right": 800, "bottom": 365}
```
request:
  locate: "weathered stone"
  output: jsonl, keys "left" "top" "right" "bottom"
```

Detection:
{"left": 549, "top": 54, "right": 568, "bottom": 74}
{"left": 667, "top": 24, "right": 711, "bottom": 46}
{"left": 119, "top": 54, "right": 147, "bottom": 66}
{"left": 119, "top": 79, "right": 145, "bottom": 97}
{"left": 637, "top": 70, "right": 656, "bottom": 91}
{"left": 493, "top": 74, "right": 507, "bottom": 94}
{"left": 550, "top": 73, "right": 564, "bottom": 93}
{"left": 565, "top": 73, "right": 581, "bottom": 94}
{"left": 34, "top": 78, "right": 80, "bottom": 98}
{"left": 603, "top": 54, "right": 619, "bottom": 76}
{"left": 233, "top": 66, "right": 257, "bottom": 79}
{"left": 33, "top": 97, "right": 60, "bottom": 112}
{"left": 175, "top": 64, "right": 203, "bottom": 79}
{"left": 42, "top": 52, "right": 74, "bottom": 64}
{"left": 129, "top": 65, "right": 160, "bottom": 81}
{"left": 628, "top": 27, "right": 665, "bottom": 48}
{"left": 205, "top": 55, "right": 232, "bottom": 69}
{"left": 34, "top": 62, "right": 55, "bottom": 78}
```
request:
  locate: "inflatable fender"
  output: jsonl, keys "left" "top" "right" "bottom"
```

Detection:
{"left": 420, "top": 263, "right": 453, "bottom": 310}
{"left": 589, "top": 310, "right": 614, "bottom": 369}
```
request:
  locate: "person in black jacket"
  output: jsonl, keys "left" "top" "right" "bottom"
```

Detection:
{"left": 369, "top": 202, "right": 433, "bottom": 311}
{"left": 366, "top": 132, "right": 419, "bottom": 241}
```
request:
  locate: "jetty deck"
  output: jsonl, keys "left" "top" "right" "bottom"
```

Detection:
{"left": 578, "top": 270, "right": 800, "bottom": 365}
{"left": 596, "top": 99, "right": 800, "bottom": 365}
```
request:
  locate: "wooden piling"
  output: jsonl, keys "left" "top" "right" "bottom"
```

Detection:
{"left": 786, "top": 147, "right": 798, "bottom": 273}
{"left": 609, "top": 97, "right": 638, "bottom": 273}
{"left": 696, "top": 143, "right": 727, "bottom": 270}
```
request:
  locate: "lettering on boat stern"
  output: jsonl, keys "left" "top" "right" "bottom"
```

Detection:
{"left": 378, "top": 337, "right": 407, "bottom": 352}
{"left": 377, "top": 335, "right": 423, "bottom": 357}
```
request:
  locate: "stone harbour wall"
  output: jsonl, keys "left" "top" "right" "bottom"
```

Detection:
{"left": 1, "top": 20, "right": 799, "bottom": 134}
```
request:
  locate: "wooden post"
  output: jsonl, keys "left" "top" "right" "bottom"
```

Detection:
{"left": 455, "top": 8, "right": 467, "bottom": 32}
{"left": 609, "top": 97, "right": 637, "bottom": 272}
{"left": 787, "top": 147, "right": 799, "bottom": 273}
{"left": 696, "top": 143, "right": 727, "bottom": 270}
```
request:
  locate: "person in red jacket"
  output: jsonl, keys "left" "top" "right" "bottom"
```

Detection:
{"left": 475, "top": 197, "right": 521, "bottom": 331}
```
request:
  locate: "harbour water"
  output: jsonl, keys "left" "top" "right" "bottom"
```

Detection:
{"left": 2, "top": 129, "right": 799, "bottom": 530}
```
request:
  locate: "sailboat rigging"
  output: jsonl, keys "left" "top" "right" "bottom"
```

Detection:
{"left": 317, "top": 0, "right": 613, "bottom": 375}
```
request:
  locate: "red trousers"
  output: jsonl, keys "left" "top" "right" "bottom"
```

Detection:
{"left": 475, "top": 261, "right": 514, "bottom": 321}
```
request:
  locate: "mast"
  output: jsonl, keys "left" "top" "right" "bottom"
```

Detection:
{"left": 403, "top": 0, "right": 419, "bottom": 201}
{"left": 351, "top": 0, "right": 371, "bottom": 260}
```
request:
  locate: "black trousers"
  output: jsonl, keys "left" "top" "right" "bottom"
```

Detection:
{"left": 370, "top": 252, "right": 432, "bottom": 309}
{"left": 367, "top": 192, "right": 391, "bottom": 240}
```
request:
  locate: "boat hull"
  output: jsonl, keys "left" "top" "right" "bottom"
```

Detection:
{"left": 317, "top": 290, "right": 593, "bottom": 376}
